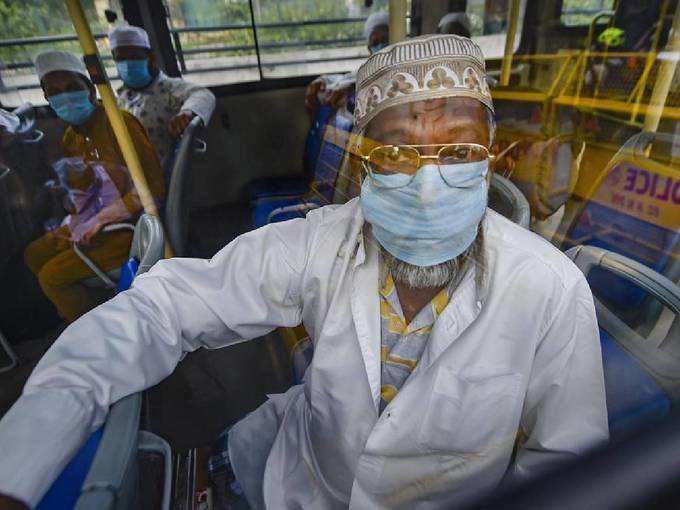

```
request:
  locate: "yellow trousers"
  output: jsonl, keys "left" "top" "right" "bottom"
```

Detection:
{"left": 24, "top": 225, "right": 133, "bottom": 322}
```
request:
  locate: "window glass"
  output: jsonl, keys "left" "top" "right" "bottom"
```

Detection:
{"left": 0, "top": 1, "right": 122, "bottom": 107}
{"left": 166, "top": 0, "right": 390, "bottom": 84}
{"left": 465, "top": 0, "right": 527, "bottom": 59}
{"left": 561, "top": 0, "right": 616, "bottom": 27}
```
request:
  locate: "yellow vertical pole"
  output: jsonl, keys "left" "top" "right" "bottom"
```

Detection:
{"left": 500, "top": 0, "right": 521, "bottom": 86}
{"left": 644, "top": 1, "right": 680, "bottom": 133}
{"left": 389, "top": 0, "right": 408, "bottom": 44}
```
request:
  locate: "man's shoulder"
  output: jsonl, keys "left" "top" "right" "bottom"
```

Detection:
{"left": 484, "top": 209, "right": 584, "bottom": 291}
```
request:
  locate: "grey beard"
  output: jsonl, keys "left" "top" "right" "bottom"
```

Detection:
{"left": 381, "top": 248, "right": 460, "bottom": 289}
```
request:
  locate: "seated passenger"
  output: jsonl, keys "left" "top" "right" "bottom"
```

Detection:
{"left": 23, "top": 51, "right": 164, "bottom": 323}
{"left": 0, "top": 36, "right": 607, "bottom": 510}
{"left": 109, "top": 25, "right": 216, "bottom": 164}
{"left": 304, "top": 11, "right": 389, "bottom": 115}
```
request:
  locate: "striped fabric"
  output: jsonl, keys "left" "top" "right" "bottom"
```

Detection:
{"left": 379, "top": 272, "right": 450, "bottom": 414}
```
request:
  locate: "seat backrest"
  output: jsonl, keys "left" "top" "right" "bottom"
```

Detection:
{"left": 308, "top": 107, "right": 354, "bottom": 203}
{"left": 562, "top": 131, "right": 680, "bottom": 315}
{"left": 489, "top": 173, "right": 531, "bottom": 228}
{"left": 567, "top": 245, "right": 680, "bottom": 437}
{"left": 129, "top": 214, "right": 165, "bottom": 275}
{"left": 164, "top": 116, "right": 203, "bottom": 257}
{"left": 73, "top": 394, "right": 142, "bottom": 510}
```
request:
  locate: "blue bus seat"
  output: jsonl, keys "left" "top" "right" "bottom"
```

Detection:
{"left": 251, "top": 107, "right": 353, "bottom": 228}
{"left": 599, "top": 330, "right": 670, "bottom": 437}
{"left": 36, "top": 428, "right": 104, "bottom": 510}
{"left": 248, "top": 105, "right": 334, "bottom": 203}
{"left": 116, "top": 258, "right": 140, "bottom": 293}
{"left": 567, "top": 245, "right": 680, "bottom": 440}
{"left": 561, "top": 132, "right": 680, "bottom": 319}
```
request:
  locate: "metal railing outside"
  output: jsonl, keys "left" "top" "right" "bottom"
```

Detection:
{"left": 0, "top": 16, "right": 370, "bottom": 91}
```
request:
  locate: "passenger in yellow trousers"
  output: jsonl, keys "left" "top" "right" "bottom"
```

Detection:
{"left": 24, "top": 51, "right": 164, "bottom": 322}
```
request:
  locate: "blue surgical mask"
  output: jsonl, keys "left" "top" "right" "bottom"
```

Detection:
{"left": 116, "top": 60, "right": 153, "bottom": 88}
{"left": 360, "top": 160, "right": 489, "bottom": 267}
{"left": 369, "top": 42, "right": 388, "bottom": 54}
{"left": 47, "top": 91, "right": 96, "bottom": 126}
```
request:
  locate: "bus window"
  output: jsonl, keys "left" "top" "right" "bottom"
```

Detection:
{"left": 0, "top": 1, "right": 122, "bottom": 107}
{"left": 165, "top": 0, "right": 390, "bottom": 86}
{"left": 561, "top": 0, "right": 616, "bottom": 27}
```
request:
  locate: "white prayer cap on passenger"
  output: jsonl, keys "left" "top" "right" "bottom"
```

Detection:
{"left": 355, "top": 34, "right": 493, "bottom": 129}
{"left": 363, "top": 11, "right": 390, "bottom": 39}
{"left": 34, "top": 51, "right": 88, "bottom": 81}
{"left": 438, "top": 12, "right": 472, "bottom": 34}
{"left": 109, "top": 24, "right": 151, "bottom": 50}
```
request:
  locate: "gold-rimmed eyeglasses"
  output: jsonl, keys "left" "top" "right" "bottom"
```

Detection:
{"left": 359, "top": 143, "right": 492, "bottom": 189}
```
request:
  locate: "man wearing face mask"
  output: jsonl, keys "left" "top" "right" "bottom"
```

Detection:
{"left": 21, "top": 51, "right": 164, "bottom": 323}
{"left": 0, "top": 36, "right": 607, "bottom": 510}
{"left": 109, "top": 25, "right": 216, "bottom": 164}
{"left": 304, "top": 11, "right": 389, "bottom": 116}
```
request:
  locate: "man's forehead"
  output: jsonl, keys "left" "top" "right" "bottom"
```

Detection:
{"left": 371, "top": 97, "right": 488, "bottom": 125}
{"left": 43, "top": 70, "right": 87, "bottom": 88}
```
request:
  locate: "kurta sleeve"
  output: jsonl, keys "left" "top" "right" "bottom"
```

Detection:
{"left": 508, "top": 276, "right": 609, "bottom": 482}
{"left": 0, "top": 216, "right": 315, "bottom": 508}
{"left": 171, "top": 78, "right": 216, "bottom": 126}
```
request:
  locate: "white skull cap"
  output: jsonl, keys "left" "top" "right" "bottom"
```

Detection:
{"left": 354, "top": 34, "right": 493, "bottom": 129}
{"left": 109, "top": 24, "right": 151, "bottom": 50}
{"left": 34, "top": 51, "right": 88, "bottom": 81}
{"left": 438, "top": 12, "right": 472, "bottom": 33}
{"left": 363, "top": 11, "right": 390, "bottom": 40}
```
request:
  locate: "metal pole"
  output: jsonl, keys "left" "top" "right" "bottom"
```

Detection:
{"left": 644, "top": 1, "right": 680, "bottom": 133}
{"left": 500, "top": 0, "right": 521, "bottom": 86}
{"left": 248, "top": 0, "right": 264, "bottom": 80}
{"left": 64, "top": 0, "right": 172, "bottom": 256}
{"left": 389, "top": 0, "right": 408, "bottom": 44}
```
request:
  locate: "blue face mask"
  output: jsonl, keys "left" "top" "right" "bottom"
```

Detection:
{"left": 47, "top": 90, "right": 96, "bottom": 126}
{"left": 369, "top": 42, "right": 388, "bottom": 54}
{"left": 360, "top": 160, "right": 489, "bottom": 267}
{"left": 116, "top": 60, "right": 153, "bottom": 89}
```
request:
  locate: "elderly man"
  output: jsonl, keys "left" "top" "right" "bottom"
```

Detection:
{"left": 0, "top": 35, "right": 607, "bottom": 510}
{"left": 22, "top": 51, "right": 164, "bottom": 323}
{"left": 304, "top": 11, "right": 389, "bottom": 114}
{"left": 109, "top": 25, "right": 216, "bottom": 164}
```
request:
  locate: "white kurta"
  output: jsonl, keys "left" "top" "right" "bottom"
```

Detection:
{"left": 116, "top": 71, "right": 216, "bottom": 163}
{"left": 0, "top": 200, "right": 608, "bottom": 509}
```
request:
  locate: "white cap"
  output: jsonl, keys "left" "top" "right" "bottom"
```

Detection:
{"left": 34, "top": 51, "right": 88, "bottom": 81}
{"left": 109, "top": 24, "right": 151, "bottom": 50}
{"left": 438, "top": 12, "right": 472, "bottom": 34}
{"left": 363, "top": 11, "right": 390, "bottom": 40}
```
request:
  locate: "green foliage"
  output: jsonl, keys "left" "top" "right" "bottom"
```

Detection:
{"left": 560, "top": 0, "right": 615, "bottom": 27}
{"left": 0, "top": 0, "right": 107, "bottom": 65}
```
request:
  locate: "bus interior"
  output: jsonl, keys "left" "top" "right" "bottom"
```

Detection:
{"left": 0, "top": 0, "right": 679, "bottom": 508}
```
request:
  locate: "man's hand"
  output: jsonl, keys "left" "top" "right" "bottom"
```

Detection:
{"left": 168, "top": 111, "right": 197, "bottom": 138}
{"left": 304, "top": 78, "right": 326, "bottom": 114}
{"left": 327, "top": 87, "right": 350, "bottom": 110}
{"left": 80, "top": 218, "right": 104, "bottom": 245}
{"left": 0, "top": 494, "right": 28, "bottom": 510}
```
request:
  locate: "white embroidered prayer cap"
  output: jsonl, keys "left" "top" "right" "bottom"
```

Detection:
{"left": 354, "top": 34, "right": 493, "bottom": 130}
{"left": 109, "top": 24, "right": 151, "bottom": 50}
{"left": 34, "top": 51, "right": 88, "bottom": 81}
{"left": 363, "top": 11, "right": 390, "bottom": 39}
